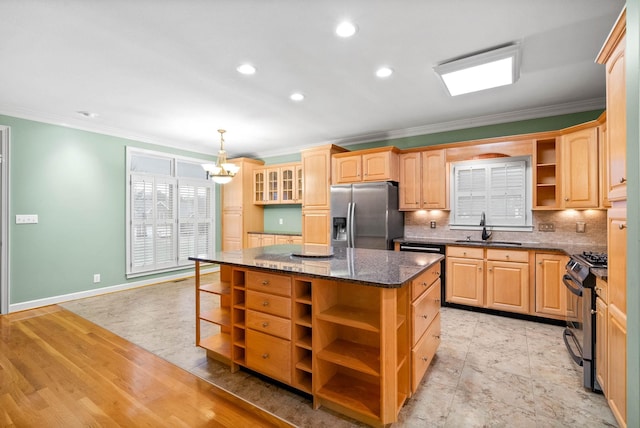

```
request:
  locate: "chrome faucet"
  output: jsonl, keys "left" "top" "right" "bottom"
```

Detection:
{"left": 480, "top": 212, "right": 492, "bottom": 241}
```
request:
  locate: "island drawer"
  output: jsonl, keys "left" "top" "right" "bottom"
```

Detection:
{"left": 247, "top": 290, "right": 292, "bottom": 319}
{"left": 412, "top": 279, "right": 441, "bottom": 345}
{"left": 486, "top": 248, "right": 528, "bottom": 262}
{"left": 411, "top": 263, "right": 441, "bottom": 301}
{"left": 246, "top": 329, "right": 292, "bottom": 384}
{"left": 246, "top": 310, "right": 292, "bottom": 340}
{"left": 447, "top": 246, "right": 483, "bottom": 259}
{"left": 246, "top": 271, "right": 292, "bottom": 296}
{"left": 411, "top": 312, "right": 441, "bottom": 393}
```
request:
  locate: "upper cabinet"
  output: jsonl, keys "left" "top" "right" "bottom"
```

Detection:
{"left": 560, "top": 126, "right": 599, "bottom": 208}
{"left": 254, "top": 162, "right": 302, "bottom": 205}
{"left": 399, "top": 149, "right": 447, "bottom": 210}
{"left": 597, "top": 12, "right": 626, "bottom": 202}
{"left": 332, "top": 147, "right": 399, "bottom": 184}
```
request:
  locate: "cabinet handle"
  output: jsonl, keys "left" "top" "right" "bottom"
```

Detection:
{"left": 619, "top": 177, "right": 627, "bottom": 184}
{"left": 505, "top": 254, "right": 510, "bottom": 259}
{"left": 422, "top": 281, "right": 428, "bottom": 287}
{"left": 488, "top": 268, "right": 492, "bottom": 272}
{"left": 262, "top": 322, "right": 269, "bottom": 327}
{"left": 434, "top": 334, "right": 441, "bottom": 339}
{"left": 262, "top": 280, "right": 270, "bottom": 285}
{"left": 421, "top": 356, "right": 429, "bottom": 362}
{"left": 564, "top": 197, "right": 569, "bottom": 201}
{"left": 422, "top": 314, "right": 429, "bottom": 319}
{"left": 435, "top": 298, "right": 441, "bottom": 303}
{"left": 262, "top": 300, "right": 269, "bottom": 306}
{"left": 595, "top": 287, "right": 602, "bottom": 293}
{"left": 262, "top": 353, "right": 270, "bottom": 359}
{"left": 463, "top": 252, "right": 467, "bottom": 256}
{"left": 591, "top": 309, "right": 597, "bottom": 315}
{"left": 619, "top": 223, "right": 627, "bottom": 230}
{"left": 478, "top": 267, "right": 482, "bottom": 271}
{"left": 538, "top": 261, "right": 542, "bottom": 265}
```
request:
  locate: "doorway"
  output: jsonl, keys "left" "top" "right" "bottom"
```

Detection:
{"left": 0, "top": 126, "right": 8, "bottom": 314}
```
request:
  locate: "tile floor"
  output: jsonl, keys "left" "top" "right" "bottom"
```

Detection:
{"left": 61, "top": 274, "right": 617, "bottom": 427}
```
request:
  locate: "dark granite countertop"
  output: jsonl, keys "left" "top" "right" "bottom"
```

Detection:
{"left": 248, "top": 231, "right": 302, "bottom": 236}
{"left": 395, "top": 236, "right": 607, "bottom": 257}
{"left": 190, "top": 244, "right": 443, "bottom": 288}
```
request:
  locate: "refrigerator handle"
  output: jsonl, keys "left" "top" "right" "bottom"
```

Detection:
{"left": 346, "top": 202, "right": 352, "bottom": 247}
{"left": 349, "top": 202, "right": 356, "bottom": 248}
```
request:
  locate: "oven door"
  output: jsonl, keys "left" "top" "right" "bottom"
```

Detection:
{"left": 563, "top": 273, "right": 584, "bottom": 366}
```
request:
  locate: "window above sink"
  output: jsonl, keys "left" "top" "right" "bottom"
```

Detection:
{"left": 449, "top": 156, "right": 534, "bottom": 232}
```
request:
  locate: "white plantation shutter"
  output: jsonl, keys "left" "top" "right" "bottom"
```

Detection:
{"left": 178, "top": 180, "right": 213, "bottom": 264}
{"left": 130, "top": 174, "right": 177, "bottom": 272}
{"left": 127, "top": 149, "right": 215, "bottom": 276}
{"left": 452, "top": 157, "right": 530, "bottom": 228}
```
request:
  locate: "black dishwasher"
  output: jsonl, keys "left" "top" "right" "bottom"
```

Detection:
{"left": 398, "top": 242, "right": 446, "bottom": 307}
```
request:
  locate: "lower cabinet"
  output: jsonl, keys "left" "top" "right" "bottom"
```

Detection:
{"left": 447, "top": 246, "right": 568, "bottom": 319}
{"left": 248, "top": 232, "right": 302, "bottom": 248}
{"left": 595, "top": 293, "right": 608, "bottom": 395}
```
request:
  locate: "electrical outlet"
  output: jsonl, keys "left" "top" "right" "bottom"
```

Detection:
{"left": 279, "top": 218, "right": 284, "bottom": 225}
{"left": 16, "top": 214, "right": 39, "bottom": 224}
{"left": 576, "top": 222, "right": 586, "bottom": 233}
{"left": 93, "top": 274, "right": 101, "bottom": 283}
{"left": 430, "top": 221, "right": 436, "bottom": 229}
{"left": 539, "top": 223, "right": 555, "bottom": 232}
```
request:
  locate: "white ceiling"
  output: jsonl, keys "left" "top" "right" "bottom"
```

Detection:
{"left": 0, "top": 1, "right": 625, "bottom": 159}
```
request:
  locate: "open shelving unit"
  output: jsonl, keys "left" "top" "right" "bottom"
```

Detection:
{"left": 195, "top": 262, "right": 232, "bottom": 365}
{"left": 533, "top": 138, "right": 560, "bottom": 209}
{"left": 293, "top": 278, "right": 314, "bottom": 393}
{"left": 313, "top": 280, "right": 408, "bottom": 426}
{"left": 231, "top": 268, "right": 247, "bottom": 369}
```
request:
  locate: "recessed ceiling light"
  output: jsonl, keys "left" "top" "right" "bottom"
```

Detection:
{"left": 236, "top": 64, "right": 256, "bottom": 75}
{"left": 290, "top": 93, "right": 305, "bottom": 102}
{"left": 335, "top": 21, "right": 357, "bottom": 38}
{"left": 376, "top": 67, "right": 393, "bottom": 78}
{"left": 76, "top": 111, "right": 98, "bottom": 118}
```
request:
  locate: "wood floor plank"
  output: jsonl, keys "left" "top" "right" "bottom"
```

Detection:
{"left": 0, "top": 306, "right": 294, "bottom": 428}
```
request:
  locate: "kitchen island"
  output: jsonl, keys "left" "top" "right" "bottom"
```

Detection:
{"left": 190, "top": 245, "right": 443, "bottom": 427}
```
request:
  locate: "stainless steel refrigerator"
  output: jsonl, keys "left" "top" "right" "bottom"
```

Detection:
{"left": 330, "top": 182, "right": 404, "bottom": 250}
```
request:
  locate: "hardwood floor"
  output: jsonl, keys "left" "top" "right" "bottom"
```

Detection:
{"left": 0, "top": 305, "right": 293, "bottom": 428}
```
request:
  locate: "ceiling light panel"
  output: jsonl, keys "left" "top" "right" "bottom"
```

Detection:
{"left": 376, "top": 67, "right": 393, "bottom": 78}
{"left": 434, "top": 43, "right": 521, "bottom": 96}
{"left": 290, "top": 93, "right": 305, "bottom": 101}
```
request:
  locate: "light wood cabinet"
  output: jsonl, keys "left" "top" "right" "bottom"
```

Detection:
{"left": 332, "top": 147, "right": 399, "bottom": 184}
{"left": 485, "top": 249, "right": 529, "bottom": 314}
{"left": 248, "top": 233, "right": 275, "bottom": 248}
{"left": 597, "top": 13, "right": 626, "bottom": 202}
{"left": 533, "top": 138, "right": 560, "bottom": 209}
{"left": 560, "top": 126, "right": 599, "bottom": 208}
{"left": 595, "top": 293, "right": 608, "bottom": 395}
{"left": 254, "top": 162, "right": 302, "bottom": 205}
{"left": 275, "top": 234, "right": 303, "bottom": 245}
{"left": 222, "top": 158, "right": 264, "bottom": 250}
{"left": 446, "top": 246, "right": 484, "bottom": 307}
{"left": 399, "top": 149, "right": 447, "bottom": 210}
{"left": 534, "top": 253, "right": 569, "bottom": 319}
{"left": 302, "top": 210, "right": 331, "bottom": 246}
{"left": 301, "top": 145, "right": 347, "bottom": 245}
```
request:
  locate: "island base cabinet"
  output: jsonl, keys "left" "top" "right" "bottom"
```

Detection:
{"left": 246, "top": 329, "right": 292, "bottom": 384}
{"left": 411, "top": 313, "right": 441, "bottom": 392}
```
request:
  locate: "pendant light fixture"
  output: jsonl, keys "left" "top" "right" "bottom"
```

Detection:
{"left": 202, "top": 129, "right": 240, "bottom": 184}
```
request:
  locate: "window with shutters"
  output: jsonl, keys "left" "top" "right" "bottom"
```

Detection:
{"left": 126, "top": 148, "right": 214, "bottom": 276}
{"left": 450, "top": 156, "right": 533, "bottom": 231}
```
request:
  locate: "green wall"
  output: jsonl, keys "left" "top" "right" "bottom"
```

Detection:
{"left": 3, "top": 115, "right": 217, "bottom": 304}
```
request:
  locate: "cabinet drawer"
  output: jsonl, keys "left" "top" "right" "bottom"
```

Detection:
{"left": 411, "top": 263, "right": 441, "bottom": 301}
{"left": 246, "top": 310, "right": 292, "bottom": 340}
{"left": 447, "top": 246, "right": 483, "bottom": 259}
{"left": 412, "top": 313, "right": 441, "bottom": 393}
{"left": 486, "top": 248, "right": 529, "bottom": 263}
{"left": 246, "top": 271, "right": 292, "bottom": 296}
{"left": 595, "top": 278, "right": 608, "bottom": 304}
{"left": 246, "top": 329, "right": 292, "bottom": 384}
{"left": 412, "top": 279, "right": 441, "bottom": 345}
{"left": 247, "top": 290, "right": 291, "bottom": 318}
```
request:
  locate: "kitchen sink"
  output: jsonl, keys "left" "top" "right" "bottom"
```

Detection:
{"left": 454, "top": 240, "right": 522, "bottom": 246}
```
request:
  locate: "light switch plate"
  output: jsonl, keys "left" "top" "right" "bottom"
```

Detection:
{"left": 16, "top": 214, "right": 38, "bottom": 224}
{"left": 538, "top": 222, "right": 555, "bottom": 232}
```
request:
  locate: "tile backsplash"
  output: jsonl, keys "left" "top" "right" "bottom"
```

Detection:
{"left": 403, "top": 209, "right": 607, "bottom": 246}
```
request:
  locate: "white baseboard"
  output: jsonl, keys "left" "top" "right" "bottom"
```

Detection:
{"left": 8, "top": 266, "right": 220, "bottom": 313}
